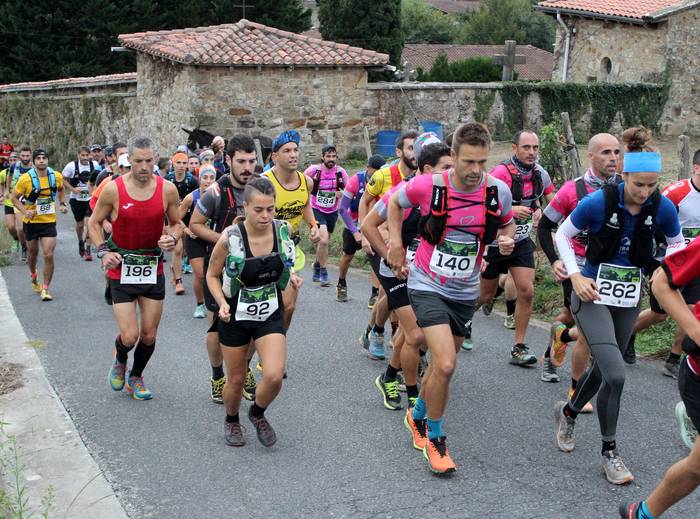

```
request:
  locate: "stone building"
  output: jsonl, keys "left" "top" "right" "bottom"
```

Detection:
{"left": 538, "top": 0, "right": 700, "bottom": 134}
{"left": 118, "top": 19, "right": 388, "bottom": 159}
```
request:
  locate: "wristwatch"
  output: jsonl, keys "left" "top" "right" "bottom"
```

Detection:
{"left": 96, "top": 249, "right": 109, "bottom": 259}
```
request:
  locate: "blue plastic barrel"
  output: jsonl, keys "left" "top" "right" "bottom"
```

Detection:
{"left": 375, "top": 130, "right": 400, "bottom": 158}
{"left": 420, "top": 120, "right": 444, "bottom": 139}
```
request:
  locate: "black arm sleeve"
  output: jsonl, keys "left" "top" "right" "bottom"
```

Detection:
{"left": 536, "top": 214, "right": 560, "bottom": 265}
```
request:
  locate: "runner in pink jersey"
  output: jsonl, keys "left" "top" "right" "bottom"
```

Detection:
{"left": 304, "top": 144, "right": 349, "bottom": 286}
{"left": 386, "top": 123, "right": 515, "bottom": 474}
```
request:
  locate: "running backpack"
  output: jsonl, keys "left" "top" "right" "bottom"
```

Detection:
{"left": 69, "top": 160, "right": 94, "bottom": 187}
{"left": 349, "top": 171, "right": 366, "bottom": 216}
{"left": 503, "top": 160, "right": 543, "bottom": 206}
{"left": 311, "top": 166, "right": 345, "bottom": 195}
{"left": 25, "top": 168, "right": 57, "bottom": 203}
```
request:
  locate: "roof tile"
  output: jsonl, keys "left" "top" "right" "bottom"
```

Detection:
{"left": 0, "top": 73, "right": 137, "bottom": 92}
{"left": 537, "top": 0, "right": 694, "bottom": 20}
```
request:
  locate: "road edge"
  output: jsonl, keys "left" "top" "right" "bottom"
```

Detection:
{"left": 0, "top": 269, "right": 129, "bottom": 519}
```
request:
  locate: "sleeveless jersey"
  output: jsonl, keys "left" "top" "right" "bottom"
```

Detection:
{"left": 263, "top": 169, "right": 309, "bottom": 233}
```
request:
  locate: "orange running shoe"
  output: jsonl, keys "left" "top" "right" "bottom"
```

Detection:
{"left": 404, "top": 410, "right": 427, "bottom": 451}
{"left": 423, "top": 436, "right": 456, "bottom": 474}
{"left": 568, "top": 387, "right": 593, "bottom": 413}
{"left": 550, "top": 322, "right": 568, "bottom": 367}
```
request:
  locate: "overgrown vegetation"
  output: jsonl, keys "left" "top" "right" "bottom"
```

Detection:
{"left": 537, "top": 115, "right": 571, "bottom": 187}
{"left": 416, "top": 54, "right": 503, "bottom": 83}
{"left": 0, "top": 225, "right": 13, "bottom": 267}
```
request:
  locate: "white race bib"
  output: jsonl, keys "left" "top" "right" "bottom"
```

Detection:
{"left": 594, "top": 263, "right": 642, "bottom": 308}
{"left": 36, "top": 198, "right": 55, "bottom": 215}
{"left": 682, "top": 227, "right": 700, "bottom": 246}
{"left": 315, "top": 190, "right": 336, "bottom": 209}
{"left": 76, "top": 190, "right": 91, "bottom": 202}
{"left": 120, "top": 254, "right": 158, "bottom": 285}
{"left": 514, "top": 216, "right": 533, "bottom": 240}
{"left": 406, "top": 238, "right": 420, "bottom": 263}
{"left": 235, "top": 284, "right": 279, "bottom": 322}
{"left": 429, "top": 239, "right": 478, "bottom": 279}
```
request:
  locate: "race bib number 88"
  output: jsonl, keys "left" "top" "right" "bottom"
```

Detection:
{"left": 120, "top": 254, "right": 158, "bottom": 285}
{"left": 594, "top": 263, "right": 641, "bottom": 308}
{"left": 36, "top": 198, "right": 55, "bottom": 215}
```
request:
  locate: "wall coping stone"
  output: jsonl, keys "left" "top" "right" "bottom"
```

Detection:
{"left": 367, "top": 81, "right": 505, "bottom": 91}
{"left": 0, "top": 73, "right": 137, "bottom": 94}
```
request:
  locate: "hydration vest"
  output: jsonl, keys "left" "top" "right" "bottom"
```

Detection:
{"left": 349, "top": 172, "right": 366, "bottom": 216}
{"left": 418, "top": 172, "right": 500, "bottom": 247}
{"left": 389, "top": 164, "right": 402, "bottom": 188}
{"left": 69, "top": 160, "right": 94, "bottom": 187}
{"left": 311, "top": 166, "right": 345, "bottom": 195}
{"left": 503, "top": 160, "right": 543, "bottom": 206}
{"left": 212, "top": 175, "right": 241, "bottom": 234}
{"left": 25, "top": 168, "right": 58, "bottom": 203}
{"left": 585, "top": 183, "right": 662, "bottom": 270}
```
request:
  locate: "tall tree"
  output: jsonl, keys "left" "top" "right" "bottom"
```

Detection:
{"left": 401, "top": 0, "right": 458, "bottom": 44}
{"left": 317, "top": 0, "right": 403, "bottom": 78}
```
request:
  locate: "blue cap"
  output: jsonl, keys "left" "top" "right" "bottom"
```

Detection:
{"left": 623, "top": 151, "right": 662, "bottom": 173}
{"left": 272, "top": 130, "right": 301, "bottom": 152}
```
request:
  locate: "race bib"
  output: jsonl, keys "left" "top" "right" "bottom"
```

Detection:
{"left": 429, "top": 239, "right": 478, "bottom": 279}
{"left": 76, "top": 190, "right": 91, "bottom": 202}
{"left": 235, "top": 284, "right": 279, "bottom": 322}
{"left": 594, "top": 263, "right": 642, "bottom": 308}
{"left": 514, "top": 216, "right": 533, "bottom": 240}
{"left": 315, "top": 190, "right": 336, "bottom": 209}
{"left": 36, "top": 198, "right": 55, "bottom": 215}
{"left": 682, "top": 227, "right": 700, "bottom": 246}
{"left": 406, "top": 238, "right": 420, "bottom": 263}
{"left": 120, "top": 254, "right": 158, "bottom": 285}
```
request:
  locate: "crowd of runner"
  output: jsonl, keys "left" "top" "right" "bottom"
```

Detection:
{"left": 1, "top": 124, "right": 700, "bottom": 518}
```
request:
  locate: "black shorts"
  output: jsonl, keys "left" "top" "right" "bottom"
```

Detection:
{"left": 408, "top": 288, "right": 476, "bottom": 337}
{"left": 313, "top": 208, "right": 339, "bottom": 234}
{"left": 649, "top": 277, "right": 700, "bottom": 314}
{"left": 482, "top": 238, "right": 536, "bottom": 279}
{"left": 4, "top": 205, "right": 14, "bottom": 216}
{"left": 69, "top": 198, "right": 91, "bottom": 221}
{"left": 108, "top": 274, "right": 166, "bottom": 304}
{"left": 218, "top": 297, "right": 286, "bottom": 347}
{"left": 342, "top": 228, "right": 362, "bottom": 256}
{"left": 202, "top": 254, "right": 219, "bottom": 313}
{"left": 185, "top": 235, "right": 208, "bottom": 260}
{"left": 679, "top": 359, "right": 700, "bottom": 431}
{"left": 562, "top": 279, "right": 573, "bottom": 310}
{"left": 23, "top": 222, "right": 57, "bottom": 242}
{"left": 378, "top": 270, "right": 410, "bottom": 311}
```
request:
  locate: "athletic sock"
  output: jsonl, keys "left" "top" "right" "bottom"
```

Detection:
{"left": 563, "top": 403, "right": 579, "bottom": 420}
{"left": 426, "top": 417, "right": 444, "bottom": 440}
{"left": 337, "top": 278, "right": 346, "bottom": 287}
{"left": 412, "top": 397, "right": 427, "bottom": 420}
{"left": 506, "top": 298, "right": 516, "bottom": 316}
{"left": 544, "top": 345, "right": 552, "bottom": 358}
{"left": 226, "top": 413, "right": 239, "bottom": 423}
{"left": 384, "top": 364, "right": 399, "bottom": 381}
{"left": 372, "top": 325, "right": 384, "bottom": 335}
{"left": 560, "top": 328, "right": 572, "bottom": 344}
{"left": 130, "top": 340, "right": 155, "bottom": 377}
{"left": 115, "top": 336, "right": 132, "bottom": 363}
{"left": 212, "top": 364, "right": 224, "bottom": 380}
{"left": 390, "top": 321, "right": 399, "bottom": 337}
{"left": 571, "top": 378, "right": 578, "bottom": 390}
{"left": 30, "top": 271, "right": 38, "bottom": 280}
{"left": 638, "top": 501, "right": 656, "bottom": 519}
{"left": 667, "top": 352, "right": 681, "bottom": 363}
{"left": 371, "top": 286, "right": 379, "bottom": 297}
{"left": 419, "top": 349, "right": 426, "bottom": 358}
{"left": 42, "top": 284, "right": 49, "bottom": 289}
{"left": 197, "top": 300, "right": 204, "bottom": 306}
{"left": 494, "top": 286, "right": 504, "bottom": 299}
{"left": 602, "top": 440, "right": 616, "bottom": 455}
{"left": 250, "top": 403, "right": 266, "bottom": 418}
{"left": 365, "top": 325, "right": 372, "bottom": 336}
{"left": 406, "top": 385, "right": 419, "bottom": 400}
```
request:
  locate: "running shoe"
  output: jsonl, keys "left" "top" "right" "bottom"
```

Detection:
{"left": 602, "top": 449, "right": 634, "bottom": 485}
{"left": 31, "top": 277, "right": 41, "bottom": 293}
{"left": 662, "top": 359, "right": 680, "bottom": 379}
{"left": 83, "top": 246, "right": 92, "bottom": 261}
{"left": 618, "top": 501, "right": 642, "bottom": 519}
{"left": 182, "top": 258, "right": 192, "bottom": 274}
{"left": 319, "top": 267, "right": 330, "bottom": 287}
{"left": 367, "top": 292, "right": 378, "bottom": 309}
{"left": 554, "top": 401, "right": 576, "bottom": 452}
{"left": 549, "top": 322, "right": 568, "bottom": 367}
{"left": 108, "top": 357, "right": 127, "bottom": 391}
{"left": 374, "top": 374, "right": 402, "bottom": 410}
{"left": 312, "top": 261, "right": 321, "bottom": 283}
{"left": 174, "top": 279, "right": 185, "bottom": 295}
{"left": 358, "top": 329, "right": 370, "bottom": 350}
{"left": 404, "top": 410, "right": 427, "bottom": 450}
{"left": 461, "top": 320, "right": 473, "bottom": 351}
{"left": 509, "top": 344, "right": 537, "bottom": 366}
{"left": 126, "top": 373, "right": 153, "bottom": 400}
{"left": 540, "top": 356, "right": 560, "bottom": 383}
{"left": 423, "top": 436, "right": 457, "bottom": 474}
{"left": 78, "top": 242, "right": 84, "bottom": 258}
{"left": 396, "top": 371, "right": 406, "bottom": 392}
{"left": 243, "top": 368, "right": 257, "bottom": 401}
{"left": 336, "top": 284, "right": 348, "bottom": 302}
{"left": 623, "top": 340, "right": 636, "bottom": 365}
{"left": 568, "top": 387, "right": 593, "bottom": 413}
{"left": 40, "top": 288, "right": 53, "bottom": 301}
{"left": 193, "top": 304, "right": 207, "bottom": 319}
{"left": 368, "top": 331, "right": 385, "bottom": 360}
{"left": 248, "top": 409, "right": 277, "bottom": 447}
{"left": 210, "top": 376, "right": 225, "bottom": 404}
{"left": 675, "top": 400, "right": 698, "bottom": 449}
{"left": 503, "top": 314, "right": 516, "bottom": 330}
{"left": 224, "top": 421, "right": 245, "bottom": 447}
{"left": 481, "top": 299, "right": 494, "bottom": 316}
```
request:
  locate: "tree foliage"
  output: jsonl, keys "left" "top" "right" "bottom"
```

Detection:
{"left": 401, "top": 0, "right": 458, "bottom": 44}
{"left": 457, "top": 0, "right": 556, "bottom": 51}
{"left": 416, "top": 53, "right": 503, "bottom": 82}
{"left": 0, "top": 0, "right": 312, "bottom": 83}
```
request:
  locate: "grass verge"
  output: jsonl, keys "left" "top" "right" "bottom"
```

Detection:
{"left": 0, "top": 225, "right": 13, "bottom": 267}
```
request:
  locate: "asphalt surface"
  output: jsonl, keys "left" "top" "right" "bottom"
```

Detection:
{"left": 2, "top": 215, "right": 696, "bottom": 518}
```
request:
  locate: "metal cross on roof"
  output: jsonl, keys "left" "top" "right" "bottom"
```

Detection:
{"left": 233, "top": 0, "right": 254, "bottom": 18}
{"left": 493, "top": 40, "right": 526, "bottom": 81}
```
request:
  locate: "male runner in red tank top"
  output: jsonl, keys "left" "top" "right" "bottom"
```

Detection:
{"left": 88, "top": 137, "right": 182, "bottom": 400}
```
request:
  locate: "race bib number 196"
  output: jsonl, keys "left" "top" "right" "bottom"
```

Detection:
{"left": 120, "top": 254, "right": 158, "bottom": 285}
{"left": 594, "top": 263, "right": 642, "bottom": 308}
{"left": 429, "top": 239, "right": 478, "bottom": 279}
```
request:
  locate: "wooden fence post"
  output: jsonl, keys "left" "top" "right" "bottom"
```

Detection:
{"left": 253, "top": 138, "right": 264, "bottom": 167}
{"left": 363, "top": 126, "right": 372, "bottom": 160}
{"left": 678, "top": 134, "right": 691, "bottom": 180}
{"left": 560, "top": 112, "right": 581, "bottom": 180}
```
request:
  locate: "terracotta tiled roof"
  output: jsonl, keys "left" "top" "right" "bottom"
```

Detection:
{"left": 118, "top": 19, "right": 389, "bottom": 68}
{"left": 537, "top": 0, "right": 700, "bottom": 21}
{"left": 425, "top": 0, "right": 480, "bottom": 14}
{"left": 403, "top": 44, "right": 554, "bottom": 81}
{"left": 0, "top": 73, "right": 137, "bottom": 93}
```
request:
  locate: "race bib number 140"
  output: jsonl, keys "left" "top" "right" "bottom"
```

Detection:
{"left": 429, "top": 239, "right": 478, "bottom": 279}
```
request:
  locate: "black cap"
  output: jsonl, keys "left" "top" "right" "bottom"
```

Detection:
{"left": 90, "top": 144, "right": 102, "bottom": 152}
{"left": 367, "top": 154, "right": 386, "bottom": 170}
{"left": 32, "top": 148, "right": 48, "bottom": 160}
{"left": 321, "top": 144, "right": 337, "bottom": 156}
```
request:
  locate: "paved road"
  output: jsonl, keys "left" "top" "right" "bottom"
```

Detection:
{"left": 2, "top": 216, "right": 695, "bottom": 518}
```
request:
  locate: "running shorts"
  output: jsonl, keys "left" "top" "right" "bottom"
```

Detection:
{"left": 562, "top": 279, "right": 573, "bottom": 310}
{"left": 312, "top": 208, "right": 339, "bottom": 234}
{"left": 482, "top": 238, "right": 536, "bottom": 279}
{"left": 23, "top": 222, "right": 57, "bottom": 242}
{"left": 649, "top": 277, "right": 700, "bottom": 314}
{"left": 69, "top": 199, "right": 91, "bottom": 222}
{"left": 4, "top": 205, "right": 14, "bottom": 216}
{"left": 408, "top": 288, "right": 476, "bottom": 337}
{"left": 378, "top": 269, "right": 410, "bottom": 311}
{"left": 679, "top": 359, "right": 700, "bottom": 430}
{"left": 217, "top": 297, "right": 286, "bottom": 347}
{"left": 203, "top": 253, "right": 219, "bottom": 313}
{"left": 108, "top": 274, "right": 166, "bottom": 304}
{"left": 342, "top": 228, "right": 362, "bottom": 256}
{"left": 185, "top": 234, "right": 208, "bottom": 260}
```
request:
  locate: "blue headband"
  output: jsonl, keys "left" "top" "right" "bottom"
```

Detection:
{"left": 272, "top": 130, "right": 301, "bottom": 152}
{"left": 623, "top": 151, "right": 662, "bottom": 173}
